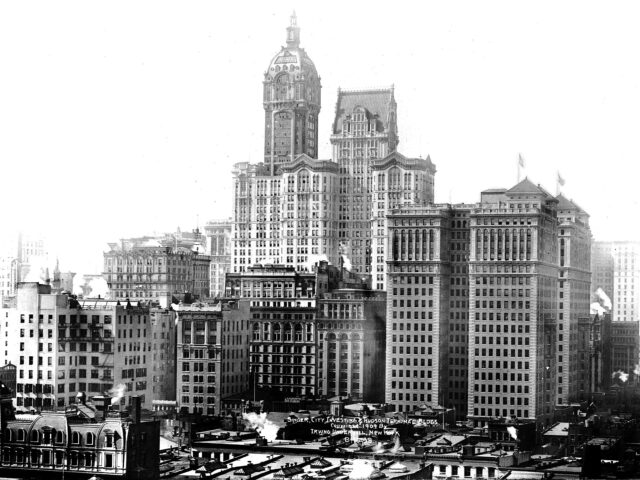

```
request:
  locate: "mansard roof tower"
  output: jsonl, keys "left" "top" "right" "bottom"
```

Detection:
{"left": 263, "top": 12, "right": 321, "bottom": 174}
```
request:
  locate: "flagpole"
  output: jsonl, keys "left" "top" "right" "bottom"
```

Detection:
{"left": 517, "top": 154, "right": 524, "bottom": 183}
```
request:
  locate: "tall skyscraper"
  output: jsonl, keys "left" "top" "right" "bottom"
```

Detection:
{"left": 263, "top": 12, "right": 321, "bottom": 172}
{"left": 468, "top": 179, "right": 559, "bottom": 427}
{"left": 385, "top": 204, "right": 460, "bottom": 414}
{"left": 385, "top": 179, "right": 574, "bottom": 429}
{"left": 231, "top": 16, "right": 436, "bottom": 280}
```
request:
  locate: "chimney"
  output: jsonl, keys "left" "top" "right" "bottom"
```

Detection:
{"left": 92, "top": 395, "right": 111, "bottom": 422}
{"left": 130, "top": 395, "right": 141, "bottom": 423}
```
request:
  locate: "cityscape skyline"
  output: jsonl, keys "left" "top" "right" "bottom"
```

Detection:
{"left": 1, "top": 6, "right": 640, "bottom": 477}
{"left": 2, "top": 1, "right": 640, "bottom": 276}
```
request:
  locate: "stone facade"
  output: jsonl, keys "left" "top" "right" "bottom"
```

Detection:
{"left": 0, "top": 283, "right": 174, "bottom": 411}
{"left": 103, "top": 241, "right": 210, "bottom": 307}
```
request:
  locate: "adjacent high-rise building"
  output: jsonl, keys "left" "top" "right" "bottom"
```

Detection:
{"left": 384, "top": 179, "right": 573, "bottom": 428}
{"left": 174, "top": 301, "right": 250, "bottom": 415}
{"left": 610, "top": 320, "right": 639, "bottom": 385}
{"left": 370, "top": 153, "right": 436, "bottom": 290}
{"left": 317, "top": 288, "right": 386, "bottom": 402}
{"left": 204, "top": 219, "right": 232, "bottom": 298}
{"left": 468, "top": 180, "right": 560, "bottom": 427}
{"left": 226, "top": 264, "right": 328, "bottom": 398}
{"left": 591, "top": 242, "right": 614, "bottom": 307}
{"left": 0, "top": 283, "right": 175, "bottom": 411}
{"left": 224, "top": 261, "right": 386, "bottom": 401}
{"left": 385, "top": 203, "right": 457, "bottom": 414}
{"left": 0, "top": 232, "right": 49, "bottom": 301}
{"left": 555, "top": 194, "right": 591, "bottom": 404}
{"left": 591, "top": 241, "right": 640, "bottom": 322}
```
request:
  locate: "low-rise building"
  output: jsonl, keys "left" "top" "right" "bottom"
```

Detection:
{"left": 0, "top": 394, "right": 159, "bottom": 479}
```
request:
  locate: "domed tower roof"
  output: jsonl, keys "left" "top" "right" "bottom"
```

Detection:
{"left": 264, "top": 12, "right": 319, "bottom": 83}
{"left": 262, "top": 12, "right": 322, "bottom": 171}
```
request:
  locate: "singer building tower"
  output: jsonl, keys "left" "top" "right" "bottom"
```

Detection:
{"left": 231, "top": 14, "right": 436, "bottom": 279}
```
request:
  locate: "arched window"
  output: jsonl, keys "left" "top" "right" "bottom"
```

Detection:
{"left": 263, "top": 323, "right": 270, "bottom": 341}
{"left": 55, "top": 430, "right": 64, "bottom": 444}
{"left": 4, "top": 428, "right": 12, "bottom": 442}
{"left": 86, "top": 432, "right": 95, "bottom": 446}
{"left": 17, "top": 429, "right": 25, "bottom": 442}
{"left": 30, "top": 430, "right": 39, "bottom": 443}
{"left": 284, "top": 323, "right": 292, "bottom": 342}
{"left": 71, "top": 431, "right": 80, "bottom": 445}
{"left": 273, "top": 324, "right": 281, "bottom": 341}
{"left": 294, "top": 324, "right": 303, "bottom": 342}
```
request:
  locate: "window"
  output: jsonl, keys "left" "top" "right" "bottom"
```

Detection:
{"left": 86, "top": 432, "right": 95, "bottom": 445}
{"left": 72, "top": 431, "right": 80, "bottom": 444}
{"left": 105, "top": 453, "right": 113, "bottom": 468}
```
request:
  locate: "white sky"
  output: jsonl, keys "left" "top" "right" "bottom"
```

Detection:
{"left": 1, "top": 1, "right": 640, "bottom": 274}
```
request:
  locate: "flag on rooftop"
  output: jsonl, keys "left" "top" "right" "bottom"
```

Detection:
{"left": 557, "top": 171, "right": 565, "bottom": 186}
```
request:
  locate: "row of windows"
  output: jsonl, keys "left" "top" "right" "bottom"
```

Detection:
{"left": 5, "top": 429, "right": 99, "bottom": 446}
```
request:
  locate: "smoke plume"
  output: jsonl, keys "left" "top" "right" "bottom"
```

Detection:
{"left": 242, "top": 412, "right": 279, "bottom": 442}
{"left": 507, "top": 426, "right": 518, "bottom": 441}
{"left": 595, "top": 288, "right": 612, "bottom": 311}
{"left": 349, "top": 461, "right": 375, "bottom": 480}
{"left": 590, "top": 302, "right": 606, "bottom": 316}
{"left": 342, "top": 255, "right": 352, "bottom": 272}
{"left": 108, "top": 383, "right": 127, "bottom": 405}
{"left": 612, "top": 370, "right": 629, "bottom": 383}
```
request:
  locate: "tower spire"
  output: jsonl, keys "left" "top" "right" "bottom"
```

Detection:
{"left": 286, "top": 11, "right": 300, "bottom": 47}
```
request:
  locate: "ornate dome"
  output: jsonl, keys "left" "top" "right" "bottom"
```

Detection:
{"left": 264, "top": 12, "right": 319, "bottom": 84}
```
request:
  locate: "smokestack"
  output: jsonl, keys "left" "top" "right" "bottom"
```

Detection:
{"left": 130, "top": 395, "right": 141, "bottom": 424}
{"left": 92, "top": 395, "right": 111, "bottom": 422}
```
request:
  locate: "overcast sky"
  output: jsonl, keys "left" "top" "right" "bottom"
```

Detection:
{"left": 1, "top": 1, "right": 639, "bottom": 274}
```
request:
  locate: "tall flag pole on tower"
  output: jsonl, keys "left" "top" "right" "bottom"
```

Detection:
{"left": 556, "top": 171, "right": 566, "bottom": 195}
{"left": 517, "top": 154, "right": 525, "bottom": 182}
